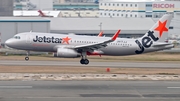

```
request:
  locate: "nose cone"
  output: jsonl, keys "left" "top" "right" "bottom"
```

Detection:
{"left": 5, "top": 39, "right": 14, "bottom": 48}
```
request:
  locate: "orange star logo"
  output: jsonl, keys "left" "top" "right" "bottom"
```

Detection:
{"left": 62, "top": 36, "right": 71, "bottom": 44}
{"left": 155, "top": 20, "right": 168, "bottom": 37}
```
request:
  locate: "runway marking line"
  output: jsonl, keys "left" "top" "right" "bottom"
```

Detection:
{"left": 167, "top": 87, "right": 180, "bottom": 88}
{"left": 0, "top": 86, "right": 32, "bottom": 89}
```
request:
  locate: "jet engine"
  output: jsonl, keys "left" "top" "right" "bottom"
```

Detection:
{"left": 55, "top": 48, "right": 80, "bottom": 58}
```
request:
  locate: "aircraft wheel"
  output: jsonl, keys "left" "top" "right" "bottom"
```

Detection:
{"left": 84, "top": 59, "right": 89, "bottom": 65}
{"left": 25, "top": 57, "right": 29, "bottom": 61}
{"left": 80, "top": 59, "right": 85, "bottom": 64}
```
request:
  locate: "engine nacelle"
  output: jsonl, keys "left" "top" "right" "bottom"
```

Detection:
{"left": 55, "top": 48, "right": 80, "bottom": 58}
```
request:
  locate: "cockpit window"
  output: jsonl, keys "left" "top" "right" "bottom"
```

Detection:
{"left": 13, "top": 36, "right": 21, "bottom": 39}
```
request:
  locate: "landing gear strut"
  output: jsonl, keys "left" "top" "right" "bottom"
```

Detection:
{"left": 80, "top": 51, "right": 89, "bottom": 65}
{"left": 25, "top": 51, "right": 30, "bottom": 61}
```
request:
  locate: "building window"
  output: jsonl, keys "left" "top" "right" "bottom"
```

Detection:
{"left": 130, "top": 4, "right": 132, "bottom": 7}
{"left": 117, "top": 4, "right": 119, "bottom": 6}
{"left": 126, "top": 4, "right": 128, "bottom": 7}
{"left": 135, "top": 4, "right": 137, "bottom": 7}
{"left": 121, "top": 4, "right": 123, "bottom": 6}
{"left": 146, "top": 15, "right": 152, "bottom": 17}
{"left": 101, "top": 3, "right": 102, "bottom": 6}
{"left": 113, "top": 4, "right": 115, "bottom": 6}
{"left": 113, "top": 13, "right": 115, "bottom": 16}
{"left": 130, "top": 14, "right": 132, "bottom": 17}
{"left": 105, "top": 3, "right": 106, "bottom": 6}
{"left": 146, "top": 4, "right": 152, "bottom": 7}
{"left": 121, "top": 14, "right": 123, "bottom": 16}
{"left": 109, "top": 3, "right": 111, "bottom": 6}
{"left": 126, "top": 14, "right": 128, "bottom": 17}
{"left": 104, "top": 13, "right": 106, "bottom": 15}
{"left": 117, "top": 14, "right": 119, "bottom": 16}
{"left": 109, "top": 13, "right": 111, "bottom": 16}
{"left": 135, "top": 15, "right": 137, "bottom": 17}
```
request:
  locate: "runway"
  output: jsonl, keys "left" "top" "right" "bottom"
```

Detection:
{"left": 0, "top": 60, "right": 180, "bottom": 68}
{"left": 0, "top": 81, "right": 180, "bottom": 101}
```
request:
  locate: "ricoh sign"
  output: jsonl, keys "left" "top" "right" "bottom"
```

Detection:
{"left": 153, "top": 4, "right": 175, "bottom": 8}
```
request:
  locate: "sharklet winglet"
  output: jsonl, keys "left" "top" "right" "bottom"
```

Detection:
{"left": 98, "top": 31, "right": 103, "bottom": 37}
{"left": 112, "top": 30, "right": 121, "bottom": 41}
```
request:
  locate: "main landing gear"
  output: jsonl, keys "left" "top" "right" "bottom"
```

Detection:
{"left": 80, "top": 59, "right": 89, "bottom": 65}
{"left": 80, "top": 52, "right": 89, "bottom": 65}
{"left": 25, "top": 51, "right": 30, "bottom": 61}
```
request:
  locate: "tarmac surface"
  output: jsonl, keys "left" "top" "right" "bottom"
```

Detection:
{"left": 0, "top": 60, "right": 180, "bottom": 68}
{"left": 0, "top": 81, "right": 180, "bottom": 101}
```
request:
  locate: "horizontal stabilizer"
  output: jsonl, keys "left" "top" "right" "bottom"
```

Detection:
{"left": 152, "top": 43, "right": 173, "bottom": 47}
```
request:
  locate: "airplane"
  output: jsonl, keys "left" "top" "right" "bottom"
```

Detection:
{"left": 38, "top": 10, "right": 53, "bottom": 17}
{"left": 5, "top": 14, "right": 174, "bottom": 65}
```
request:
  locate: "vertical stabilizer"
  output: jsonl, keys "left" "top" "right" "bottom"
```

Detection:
{"left": 139, "top": 14, "right": 172, "bottom": 42}
{"left": 135, "top": 14, "right": 173, "bottom": 54}
{"left": 38, "top": 10, "right": 46, "bottom": 17}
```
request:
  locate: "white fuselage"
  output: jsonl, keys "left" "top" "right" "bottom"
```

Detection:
{"left": 5, "top": 32, "right": 173, "bottom": 56}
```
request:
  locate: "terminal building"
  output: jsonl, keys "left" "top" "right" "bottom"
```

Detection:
{"left": 53, "top": 0, "right": 98, "bottom": 3}
{"left": 14, "top": 0, "right": 99, "bottom": 10}
{"left": 99, "top": 0, "right": 180, "bottom": 18}
{"left": 14, "top": 0, "right": 99, "bottom": 17}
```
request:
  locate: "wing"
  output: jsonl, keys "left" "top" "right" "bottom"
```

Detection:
{"left": 152, "top": 42, "right": 173, "bottom": 47}
{"left": 74, "top": 30, "right": 121, "bottom": 50}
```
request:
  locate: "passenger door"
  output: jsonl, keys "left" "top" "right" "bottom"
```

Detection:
{"left": 26, "top": 34, "right": 31, "bottom": 44}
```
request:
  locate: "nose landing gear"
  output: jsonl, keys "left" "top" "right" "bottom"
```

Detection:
{"left": 25, "top": 51, "right": 30, "bottom": 61}
{"left": 25, "top": 57, "right": 29, "bottom": 61}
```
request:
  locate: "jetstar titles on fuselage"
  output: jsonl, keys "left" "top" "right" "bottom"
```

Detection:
{"left": 33, "top": 36, "right": 63, "bottom": 43}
